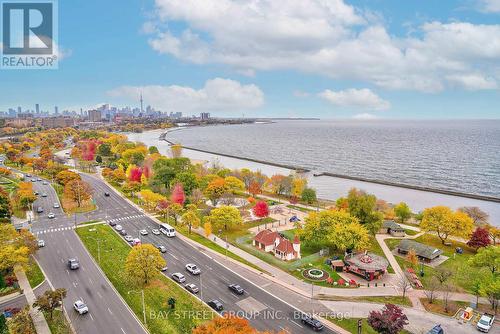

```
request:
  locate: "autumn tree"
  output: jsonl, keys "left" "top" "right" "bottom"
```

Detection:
{"left": 248, "top": 181, "right": 262, "bottom": 197}
{"left": 112, "top": 167, "right": 126, "bottom": 184}
{"left": 204, "top": 178, "right": 228, "bottom": 206}
{"left": 291, "top": 177, "right": 307, "bottom": 198}
{"left": 206, "top": 206, "right": 243, "bottom": 231}
{"left": 0, "top": 224, "right": 30, "bottom": 270}
{"left": 0, "top": 187, "right": 12, "bottom": 221}
{"left": 139, "top": 189, "right": 166, "bottom": 211}
{"left": 203, "top": 221, "right": 212, "bottom": 237}
{"left": 193, "top": 315, "right": 285, "bottom": 334}
{"left": 347, "top": 188, "right": 384, "bottom": 233}
{"left": 172, "top": 172, "right": 198, "bottom": 196}
{"left": 8, "top": 306, "right": 35, "bottom": 334}
{"left": 468, "top": 246, "right": 500, "bottom": 275}
{"left": 406, "top": 249, "right": 419, "bottom": 269}
{"left": 327, "top": 216, "right": 370, "bottom": 252}
{"left": 125, "top": 244, "right": 166, "bottom": 285}
{"left": 169, "top": 203, "right": 183, "bottom": 225}
{"left": 253, "top": 201, "right": 270, "bottom": 219}
{"left": 64, "top": 179, "right": 93, "bottom": 208}
{"left": 420, "top": 206, "right": 473, "bottom": 244}
{"left": 33, "top": 288, "right": 67, "bottom": 320}
{"left": 55, "top": 170, "right": 80, "bottom": 186}
{"left": 224, "top": 176, "right": 245, "bottom": 194}
{"left": 367, "top": 304, "right": 408, "bottom": 334}
{"left": 394, "top": 202, "right": 412, "bottom": 224}
{"left": 181, "top": 204, "right": 200, "bottom": 234}
{"left": 467, "top": 227, "right": 491, "bottom": 249}
{"left": 171, "top": 144, "right": 182, "bottom": 158}
{"left": 171, "top": 183, "right": 186, "bottom": 206}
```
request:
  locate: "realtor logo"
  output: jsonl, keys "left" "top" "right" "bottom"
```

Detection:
{"left": 1, "top": 0, "right": 58, "bottom": 69}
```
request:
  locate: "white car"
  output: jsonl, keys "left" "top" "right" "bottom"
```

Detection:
{"left": 152, "top": 229, "right": 160, "bottom": 235}
{"left": 124, "top": 235, "right": 133, "bottom": 242}
{"left": 477, "top": 313, "right": 495, "bottom": 332}
{"left": 37, "top": 240, "right": 45, "bottom": 247}
{"left": 185, "top": 263, "right": 201, "bottom": 275}
{"left": 53, "top": 203, "right": 60, "bottom": 208}
{"left": 171, "top": 272, "right": 186, "bottom": 283}
{"left": 73, "top": 300, "right": 88, "bottom": 315}
{"left": 47, "top": 213, "right": 55, "bottom": 219}
{"left": 139, "top": 229, "right": 148, "bottom": 236}
{"left": 115, "top": 225, "right": 123, "bottom": 231}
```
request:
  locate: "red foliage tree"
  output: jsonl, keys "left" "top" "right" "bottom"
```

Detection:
{"left": 248, "top": 181, "right": 262, "bottom": 196}
{"left": 128, "top": 167, "right": 142, "bottom": 182}
{"left": 467, "top": 227, "right": 491, "bottom": 249}
{"left": 367, "top": 304, "right": 408, "bottom": 334}
{"left": 142, "top": 164, "right": 152, "bottom": 179}
{"left": 253, "top": 201, "right": 269, "bottom": 219}
{"left": 171, "top": 183, "right": 185, "bottom": 206}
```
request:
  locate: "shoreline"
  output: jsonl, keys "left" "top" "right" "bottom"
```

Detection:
{"left": 161, "top": 128, "right": 500, "bottom": 204}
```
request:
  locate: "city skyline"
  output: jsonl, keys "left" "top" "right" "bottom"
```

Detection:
{"left": 1, "top": 0, "right": 500, "bottom": 119}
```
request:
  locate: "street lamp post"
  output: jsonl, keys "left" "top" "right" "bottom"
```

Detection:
{"left": 128, "top": 290, "right": 146, "bottom": 326}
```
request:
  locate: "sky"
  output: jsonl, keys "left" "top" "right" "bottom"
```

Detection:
{"left": 1, "top": 0, "right": 500, "bottom": 119}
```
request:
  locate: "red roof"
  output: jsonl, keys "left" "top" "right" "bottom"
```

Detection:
{"left": 254, "top": 229, "right": 279, "bottom": 246}
{"left": 275, "top": 238, "right": 296, "bottom": 255}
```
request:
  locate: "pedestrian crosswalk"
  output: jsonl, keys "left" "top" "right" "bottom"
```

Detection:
{"left": 106, "top": 214, "right": 146, "bottom": 224}
{"left": 34, "top": 226, "right": 76, "bottom": 235}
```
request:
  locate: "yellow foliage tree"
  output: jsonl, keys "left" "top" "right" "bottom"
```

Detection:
{"left": 421, "top": 206, "right": 474, "bottom": 244}
{"left": 204, "top": 221, "right": 212, "bottom": 237}
{"left": 0, "top": 224, "right": 31, "bottom": 270}
{"left": 291, "top": 177, "right": 307, "bottom": 198}
{"left": 125, "top": 244, "right": 166, "bottom": 285}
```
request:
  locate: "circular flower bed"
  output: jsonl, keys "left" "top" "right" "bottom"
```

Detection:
{"left": 302, "top": 268, "right": 329, "bottom": 281}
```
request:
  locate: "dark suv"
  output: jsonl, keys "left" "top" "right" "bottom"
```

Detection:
{"left": 207, "top": 300, "right": 223, "bottom": 312}
{"left": 301, "top": 314, "right": 324, "bottom": 331}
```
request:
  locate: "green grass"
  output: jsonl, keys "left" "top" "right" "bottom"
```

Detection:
{"left": 25, "top": 258, "right": 44, "bottom": 288}
{"left": 78, "top": 220, "right": 102, "bottom": 225}
{"left": 404, "top": 229, "right": 419, "bottom": 236}
{"left": 76, "top": 224, "right": 215, "bottom": 334}
{"left": 44, "top": 309, "right": 71, "bottom": 334}
{"left": 286, "top": 204, "right": 313, "bottom": 213}
{"left": 385, "top": 234, "right": 477, "bottom": 292}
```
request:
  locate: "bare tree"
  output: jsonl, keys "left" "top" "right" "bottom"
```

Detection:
{"left": 459, "top": 206, "right": 489, "bottom": 226}
{"left": 435, "top": 268, "right": 453, "bottom": 285}
{"left": 441, "top": 282, "right": 455, "bottom": 313}
{"left": 398, "top": 275, "right": 412, "bottom": 299}
{"left": 423, "top": 277, "right": 440, "bottom": 304}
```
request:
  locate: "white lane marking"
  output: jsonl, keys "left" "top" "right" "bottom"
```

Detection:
{"left": 121, "top": 328, "right": 126, "bottom": 334}
{"left": 290, "top": 320, "right": 303, "bottom": 328}
{"left": 89, "top": 278, "right": 93, "bottom": 284}
{"left": 97, "top": 291, "right": 102, "bottom": 299}
{"left": 72, "top": 282, "right": 77, "bottom": 288}
{"left": 107, "top": 307, "right": 113, "bottom": 315}
{"left": 65, "top": 270, "right": 69, "bottom": 275}
{"left": 170, "top": 254, "right": 178, "bottom": 260}
{"left": 218, "top": 297, "right": 226, "bottom": 303}
{"left": 89, "top": 313, "right": 94, "bottom": 321}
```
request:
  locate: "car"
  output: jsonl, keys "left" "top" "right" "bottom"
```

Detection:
{"left": 171, "top": 273, "right": 186, "bottom": 283}
{"left": 160, "top": 266, "right": 168, "bottom": 272}
{"left": 109, "top": 221, "right": 117, "bottom": 227}
{"left": 37, "top": 240, "right": 45, "bottom": 247}
{"left": 104, "top": 192, "right": 110, "bottom": 197}
{"left": 68, "top": 258, "right": 79, "bottom": 270}
{"left": 427, "top": 325, "right": 444, "bottom": 334}
{"left": 41, "top": 193, "right": 47, "bottom": 197}
{"left": 119, "top": 229, "right": 127, "bottom": 236}
{"left": 124, "top": 235, "right": 133, "bottom": 242}
{"left": 73, "top": 300, "right": 88, "bottom": 315}
{"left": 185, "top": 263, "right": 201, "bottom": 275}
{"left": 37, "top": 178, "right": 42, "bottom": 182}
{"left": 158, "top": 245, "right": 167, "bottom": 253}
{"left": 48, "top": 213, "right": 55, "bottom": 219}
{"left": 228, "top": 284, "right": 244, "bottom": 295}
{"left": 42, "top": 181, "right": 48, "bottom": 185}
{"left": 31, "top": 178, "right": 36, "bottom": 182}
{"left": 185, "top": 283, "right": 199, "bottom": 294}
{"left": 300, "top": 314, "right": 324, "bottom": 331}
{"left": 477, "top": 314, "right": 495, "bottom": 333}
{"left": 53, "top": 203, "right": 60, "bottom": 208}
{"left": 289, "top": 215, "right": 301, "bottom": 222}
{"left": 132, "top": 238, "right": 141, "bottom": 246}
{"left": 139, "top": 229, "right": 148, "bottom": 235}
{"left": 152, "top": 229, "right": 160, "bottom": 235}
{"left": 115, "top": 224, "right": 123, "bottom": 231}
{"left": 36, "top": 206, "right": 44, "bottom": 213}
{"left": 207, "top": 300, "right": 223, "bottom": 312}
{"left": 25, "top": 174, "right": 31, "bottom": 177}
{"left": 34, "top": 191, "right": 39, "bottom": 196}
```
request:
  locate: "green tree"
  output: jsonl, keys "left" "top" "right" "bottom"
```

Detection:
{"left": 347, "top": 188, "right": 384, "bottom": 233}
{"left": 125, "top": 244, "right": 166, "bottom": 285}
{"left": 468, "top": 246, "right": 500, "bottom": 275}
{"left": 33, "top": 288, "right": 67, "bottom": 320}
{"left": 302, "top": 210, "right": 358, "bottom": 247}
{"left": 8, "top": 306, "right": 35, "bottom": 334}
{"left": 301, "top": 188, "right": 317, "bottom": 205}
{"left": 420, "top": 206, "right": 474, "bottom": 244}
{"left": 0, "top": 187, "right": 12, "bottom": 221}
{"left": 95, "top": 155, "right": 103, "bottom": 163}
{"left": 172, "top": 172, "right": 198, "bottom": 196}
{"left": 97, "top": 143, "right": 112, "bottom": 156}
{"left": 206, "top": 206, "right": 243, "bottom": 231}
{"left": 394, "top": 202, "right": 412, "bottom": 224}
{"left": 148, "top": 146, "right": 159, "bottom": 154}
{"left": 480, "top": 275, "right": 500, "bottom": 313}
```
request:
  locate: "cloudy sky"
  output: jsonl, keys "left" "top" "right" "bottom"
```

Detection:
{"left": 1, "top": 0, "right": 500, "bottom": 119}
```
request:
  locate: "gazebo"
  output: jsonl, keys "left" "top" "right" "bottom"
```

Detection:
{"left": 344, "top": 252, "right": 389, "bottom": 281}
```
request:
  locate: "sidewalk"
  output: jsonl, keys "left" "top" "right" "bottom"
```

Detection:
{"left": 14, "top": 266, "right": 51, "bottom": 334}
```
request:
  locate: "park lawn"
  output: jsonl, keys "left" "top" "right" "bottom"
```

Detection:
{"left": 385, "top": 235, "right": 477, "bottom": 292}
{"left": 43, "top": 309, "right": 71, "bottom": 334}
{"left": 285, "top": 204, "right": 313, "bottom": 213}
{"left": 404, "top": 229, "right": 419, "bottom": 236}
{"left": 76, "top": 224, "right": 215, "bottom": 334}
{"left": 327, "top": 317, "right": 390, "bottom": 334}
{"left": 25, "top": 258, "right": 44, "bottom": 288}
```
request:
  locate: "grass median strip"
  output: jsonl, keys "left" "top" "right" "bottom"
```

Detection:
{"left": 25, "top": 257, "right": 44, "bottom": 288}
{"left": 76, "top": 224, "right": 215, "bottom": 334}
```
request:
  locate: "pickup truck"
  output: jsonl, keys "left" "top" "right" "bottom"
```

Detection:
{"left": 477, "top": 313, "right": 495, "bottom": 333}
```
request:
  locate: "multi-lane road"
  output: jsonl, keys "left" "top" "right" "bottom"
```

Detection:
{"left": 14, "top": 168, "right": 337, "bottom": 333}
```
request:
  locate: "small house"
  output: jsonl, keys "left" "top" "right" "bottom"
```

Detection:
{"left": 379, "top": 220, "right": 405, "bottom": 237}
{"left": 253, "top": 229, "right": 301, "bottom": 261}
{"left": 397, "top": 239, "right": 442, "bottom": 263}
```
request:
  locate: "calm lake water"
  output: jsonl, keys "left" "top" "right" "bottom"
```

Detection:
{"left": 127, "top": 120, "right": 500, "bottom": 226}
